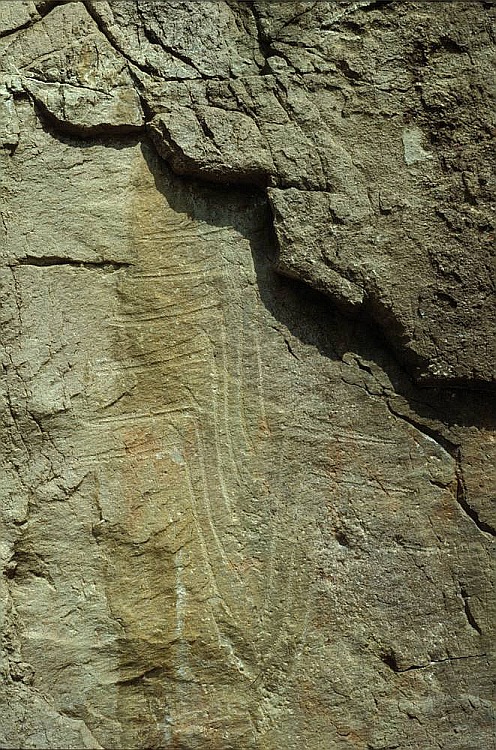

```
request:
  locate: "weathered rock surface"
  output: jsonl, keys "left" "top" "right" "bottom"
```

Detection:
{"left": 0, "top": 2, "right": 143, "bottom": 134}
{"left": 0, "top": 2, "right": 494, "bottom": 749}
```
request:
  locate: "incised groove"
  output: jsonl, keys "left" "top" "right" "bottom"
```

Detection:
{"left": 14, "top": 256, "right": 133, "bottom": 272}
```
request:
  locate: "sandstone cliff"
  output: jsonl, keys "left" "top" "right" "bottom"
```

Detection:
{"left": 0, "top": 2, "right": 494, "bottom": 748}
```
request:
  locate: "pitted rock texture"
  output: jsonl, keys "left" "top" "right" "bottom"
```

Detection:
{"left": 0, "top": 2, "right": 495, "bottom": 750}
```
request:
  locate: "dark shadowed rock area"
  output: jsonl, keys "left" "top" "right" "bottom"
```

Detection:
{"left": 0, "top": 1, "right": 494, "bottom": 748}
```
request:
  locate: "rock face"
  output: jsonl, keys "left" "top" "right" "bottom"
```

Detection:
{"left": 0, "top": 2, "right": 494, "bottom": 749}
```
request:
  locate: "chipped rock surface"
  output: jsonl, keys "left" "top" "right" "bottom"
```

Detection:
{"left": 0, "top": 2, "right": 494, "bottom": 749}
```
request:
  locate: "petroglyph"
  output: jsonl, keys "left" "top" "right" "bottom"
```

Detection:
{"left": 1, "top": 3, "right": 494, "bottom": 749}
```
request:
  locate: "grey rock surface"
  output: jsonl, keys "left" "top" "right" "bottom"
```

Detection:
{"left": 0, "top": 2, "right": 494, "bottom": 749}
{"left": 0, "top": 2, "right": 143, "bottom": 134}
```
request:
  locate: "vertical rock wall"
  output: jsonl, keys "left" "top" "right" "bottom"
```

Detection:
{"left": 0, "top": 2, "right": 494, "bottom": 749}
